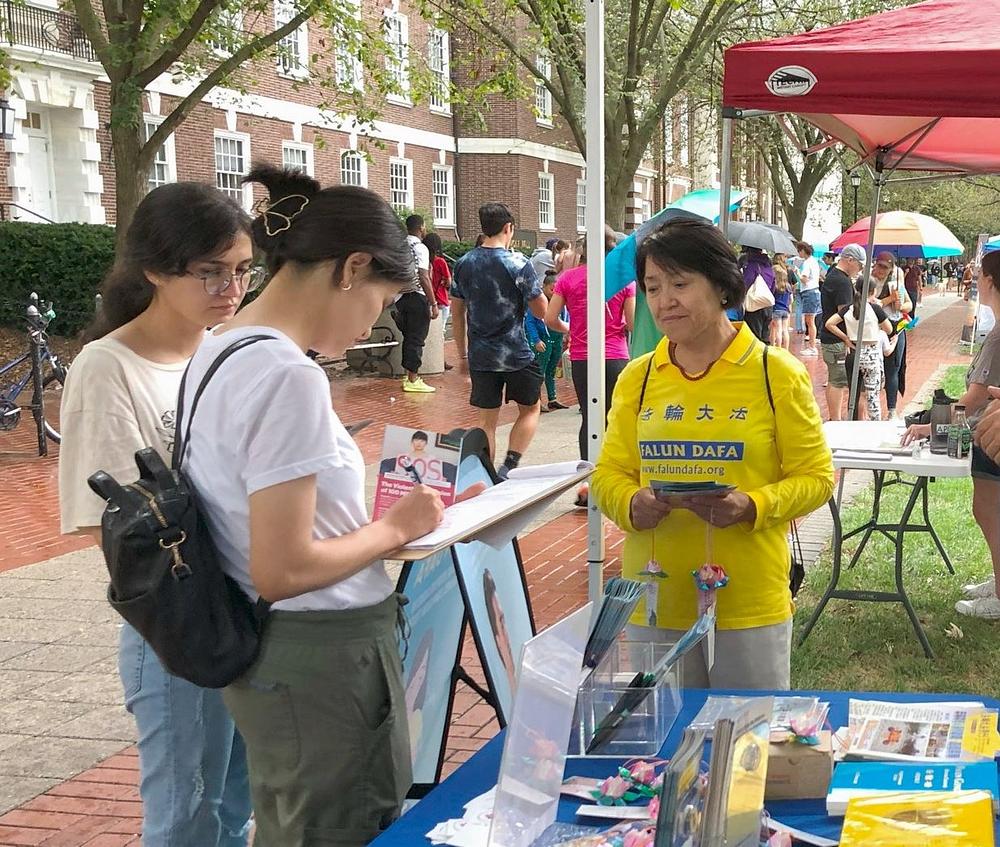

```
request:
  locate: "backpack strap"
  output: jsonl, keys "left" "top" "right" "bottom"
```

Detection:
{"left": 762, "top": 344, "right": 775, "bottom": 415}
{"left": 173, "top": 334, "right": 276, "bottom": 471}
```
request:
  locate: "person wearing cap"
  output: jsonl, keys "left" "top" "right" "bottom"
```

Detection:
{"left": 873, "top": 252, "right": 911, "bottom": 418}
{"left": 820, "top": 244, "right": 866, "bottom": 420}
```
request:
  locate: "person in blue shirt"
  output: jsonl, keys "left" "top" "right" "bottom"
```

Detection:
{"left": 451, "top": 203, "right": 548, "bottom": 478}
{"left": 524, "top": 271, "right": 569, "bottom": 413}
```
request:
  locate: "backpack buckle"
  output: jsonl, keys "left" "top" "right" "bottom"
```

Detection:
{"left": 158, "top": 531, "right": 191, "bottom": 580}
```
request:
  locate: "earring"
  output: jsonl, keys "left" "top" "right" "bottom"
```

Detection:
{"left": 721, "top": 298, "right": 728, "bottom": 306}
{"left": 341, "top": 283, "right": 352, "bottom": 291}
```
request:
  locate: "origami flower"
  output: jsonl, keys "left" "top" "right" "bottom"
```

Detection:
{"left": 598, "top": 775, "right": 631, "bottom": 801}
{"left": 692, "top": 563, "right": 729, "bottom": 591}
{"left": 626, "top": 760, "right": 658, "bottom": 786}
{"left": 641, "top": 559, "right": 667, "bottom": 579}
{"left": 646, "top": 794, "right": 660, "bottom": 820}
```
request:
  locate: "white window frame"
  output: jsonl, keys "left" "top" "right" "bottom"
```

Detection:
{"left": 334, "top": 0, "right": 364, "bottom": 92}
{"left": 538, "top": 172, "right": 555, "bottom": 231}
{"left": 274, "top": 0, "right": 309, "bottom": 79}
{"left": 143, "top": 116, "right": 176, "bottom": 190}
{"left": 209, "top": 8, "right": 243, "bottom": 56}
{"left": 385, "top": 12, "right": 411, "bottom": 105}
{"left": 640, "top": 198, "right": 653, "bottom": 224}
{"left": 389, "top": 157, "right": 413, "bottom": 212}
{"left": 678, "top": 99, "right": 690, "bottom": 167}
{"left": 432, "top": 164, "right": 454, "bottom": 226}
{"left": 339, "top": 149, "right": 368, "bottom": 187}
{"left": 281, "top": 141, "right": 314, "bottom": 176}
{"left": 214, "top": 130, "right": 252, "bottom": 211}
{"left": 428, "top": 27, "right": 451, "bottom": 114}
{"left": 663, "top": 106, "right": 674, "bottom": 164}
{"left": 535, "top": 54, "right": 553, "bottom": 126}
{"left": 575, "top": 178, "right": 586, "bottom": 233}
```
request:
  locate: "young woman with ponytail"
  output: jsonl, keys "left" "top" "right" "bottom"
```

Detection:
{"left": 59, "top": 183, "right": 255, "bottom": 846}
{"left": 180, "top": 164, "right": 481, "bottom": 845}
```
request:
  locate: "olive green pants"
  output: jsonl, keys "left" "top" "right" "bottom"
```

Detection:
{"left": 223, "top": 594, "right": 411, "bottom": 846}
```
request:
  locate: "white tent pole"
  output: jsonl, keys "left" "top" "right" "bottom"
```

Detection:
{"left": 719, "top": 113, "right": 735, "bottom": 234}
{"left": 584, "top": 0, "right": 606, "bottom": 604}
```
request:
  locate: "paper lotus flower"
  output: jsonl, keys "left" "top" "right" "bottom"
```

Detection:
{"left": 692, "top": 563, "right": 729, "bottom": 591}
{"left": 622, "top": 827, "right": 656, "bottom": 847}
{"left": 626, "top": 760, "right": 658, "bottom": 786}
{"left": 646, "top": 794, "right": 660, "bottom": 821}
{"left": 641, "top": 559, "right": 667, "bottom": 579}
{"left": 599, "top": 775, "right": 631, "bottom": 800}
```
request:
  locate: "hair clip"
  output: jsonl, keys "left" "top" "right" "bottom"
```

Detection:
{"left": 254, "top": 194, "right": 311, "bottom": 237}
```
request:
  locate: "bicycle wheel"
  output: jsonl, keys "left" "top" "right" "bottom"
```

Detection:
{"left": 44, "top": 419, "right": 60, "bottom": 444}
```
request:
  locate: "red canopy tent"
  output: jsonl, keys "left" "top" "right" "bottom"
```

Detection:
{"left": 718, "top": 0, "right": 1000, "bottom": 423}
{"left": 721, "top": 0, "right": 1000, "bottom": 176}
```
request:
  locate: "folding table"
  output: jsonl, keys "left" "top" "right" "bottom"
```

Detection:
{"left": 798, "top": 421, "right": 970, "bottom": 659}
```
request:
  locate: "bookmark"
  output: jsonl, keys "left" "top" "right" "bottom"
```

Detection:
{"left": 639, "top": 529, "right": 667, "bottom": 627}
{"left": 692, "top": 518, "right": 726, "bottom": 671}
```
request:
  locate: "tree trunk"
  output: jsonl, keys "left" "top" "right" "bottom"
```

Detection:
{"left": 784, "top": 197, "right": 809, "bottom": 241}
{"left": 604, "top": 167, "right": 634, "bottom": 233}
{"left": 109, "top": 84, "right": 148, "bottom": 240}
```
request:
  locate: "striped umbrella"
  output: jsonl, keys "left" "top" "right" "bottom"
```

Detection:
{"left": 831, "top": 210, "right": 964, "bottom": 259}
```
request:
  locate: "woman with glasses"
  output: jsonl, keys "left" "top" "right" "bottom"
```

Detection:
{"left": 58, "top": 183, "right": 256, "bottom": 847}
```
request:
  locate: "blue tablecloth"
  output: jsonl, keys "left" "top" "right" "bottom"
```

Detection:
{"left": 373, "top": 688, "right": 1000, "bottom": 845}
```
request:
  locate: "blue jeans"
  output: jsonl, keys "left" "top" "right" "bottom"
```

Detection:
{"left": 119, "top": 624, "right": 252, "bottom": 847}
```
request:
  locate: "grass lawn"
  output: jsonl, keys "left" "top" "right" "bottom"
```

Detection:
{"left": 792, "top": 365, "right": 1000, "bottom": 696}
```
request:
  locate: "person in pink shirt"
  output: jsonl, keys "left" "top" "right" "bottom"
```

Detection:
{"left": 546, "top": 228, "right": 635, "bottom": 505}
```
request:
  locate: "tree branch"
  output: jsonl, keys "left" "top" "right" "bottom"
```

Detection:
{"left": 68, "top": 0, "right": 113, "bottom": 68}
{"left": 138, "top": 3, "right": 317, "bottom": 169}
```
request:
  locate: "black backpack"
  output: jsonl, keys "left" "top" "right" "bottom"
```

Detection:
{"left": 88, "top": 335, "right": 273, "bottom": 688}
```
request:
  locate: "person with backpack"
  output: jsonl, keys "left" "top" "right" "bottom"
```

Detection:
{"left": 590, "top": 219, "right": 833, "bottom": 690}
{"left": 58, "top": 184, "right": 255, "bottom": 846}
{"left": 180, "top": 165, "right": 480, "bottom": 846}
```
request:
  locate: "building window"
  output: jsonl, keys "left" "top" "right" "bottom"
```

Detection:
{"left": 389, "top": 158, "right": 412, "bottom": 211}
{"left": 274, "top": 0, "right": 308, "bottom": 78}
{"left": 663, "top": 106, "right": 674, "bottom": 164}
{"left": 432, "top": 165, "right": 454, "bottom": 225}
{"left": 209, "top": 8, "right": 242, "bottom": 55}
{"left": 144, "top": 119, "right": 176, "bottom": 190}
{"left": 282, "top": 141, "right": 313, "bottom": 175}
{"left": 428, "top": 28, "right": 450, "bottom": 113}
{"left": 214, "top": 132, "right": 251, "bottom": 209}
{"left": 385, "top": 12, "right": 410, "bottom": 102}
{"left": 576, "top": 179, "right": 586, "bottom": 232}
{"left": 678, "top": 100, "right": 690, "bottom": 167}
{"left": 538, "top": 172, "right": 555, "bottom": 230}
{"left": 340, "top": 150, "right": 367, "bottom": 187}
{"left": 641, "top": 199, "right": 653, "bottom": 223}
{"left": 535, "top": 54, "right": 552, "bottom": 125}
{"left": 335, "top": 2, "right": 363, "bottom": 91}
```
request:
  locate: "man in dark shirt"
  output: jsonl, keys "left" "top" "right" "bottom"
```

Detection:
{"left": 451, "top": 203, "right": 548, "bottom": 478}
{"left": 820, "top": 243, "right": 866, "bottom": 420}
{"left": 904, "top": 259, "right": 923, "bottom": 316}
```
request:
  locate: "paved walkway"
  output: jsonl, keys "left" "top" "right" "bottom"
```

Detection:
{"left": 0, "top": 291, "right": 972, "bottom": 844}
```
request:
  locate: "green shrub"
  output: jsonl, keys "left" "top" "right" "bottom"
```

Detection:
{"left": 442, "top": 240, "right": 475, "bottom": 262}
{"left": 0, "top": 222, "right": 116, "bottom": 336}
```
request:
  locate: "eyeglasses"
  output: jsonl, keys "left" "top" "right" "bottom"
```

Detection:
{"left": 189, "top": 265, "right": 269, "bottom": 296}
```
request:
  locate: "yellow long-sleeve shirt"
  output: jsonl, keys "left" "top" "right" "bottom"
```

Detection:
{"left": 592, "top": 323, "right": 834, "bottom": 631}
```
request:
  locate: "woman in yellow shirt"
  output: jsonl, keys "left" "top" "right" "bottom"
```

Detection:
{"left": 592, "top": 219, "right": 833, "bottom": 689}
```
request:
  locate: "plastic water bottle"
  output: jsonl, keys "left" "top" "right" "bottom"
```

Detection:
{"left": 929, "top": 391, "right": 953, "bottom": 455}
{"left": 947, "top": 405, "right": 972, "bottom": 460}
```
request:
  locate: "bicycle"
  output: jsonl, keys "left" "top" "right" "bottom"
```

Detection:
{"left": 0, "top": 293, "right": 68, "bottom": 455}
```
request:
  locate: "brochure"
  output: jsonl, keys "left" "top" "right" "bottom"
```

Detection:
{"left": 373, "top": 425, "right": 459, "bottom": 519}
{"left": 654, "top": 725, "right": 709, "bottom": 846}
{"left": 839, "top": 790, "right": 995, "bottom": 846}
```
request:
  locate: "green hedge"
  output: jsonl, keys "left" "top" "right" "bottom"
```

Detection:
{"left": 442, "top": 240, "right": 475, "bottom": 262}
{"left": 0, "top": 222, "right": 115, "bottom": 337}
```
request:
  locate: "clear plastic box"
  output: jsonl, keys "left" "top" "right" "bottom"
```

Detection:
{"left": 567, "top": 639, "right": 683, "bottom": 758}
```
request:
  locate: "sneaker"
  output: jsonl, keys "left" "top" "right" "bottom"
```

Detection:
{"left": 962, "top": 580, "right": 997, "bottom": 600}
{"left": 402, "top": 377, "right": 436, "bottom": 393}
{"left": 800, "top": 347, "right": 817, "bottom": 357}
{"left": 548, "top": 400, "right": 570, "bottom": 410}
{"left": 955, "top": 596, "right": 1000, "bottom": 619}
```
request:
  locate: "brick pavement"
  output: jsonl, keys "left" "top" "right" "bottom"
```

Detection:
{"left": 0, "top": 294, "right": 971, "bottom": 844}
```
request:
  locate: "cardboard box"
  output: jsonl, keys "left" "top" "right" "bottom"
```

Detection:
{"left": 765, "top": 730, "right": 834, "bottom": 800}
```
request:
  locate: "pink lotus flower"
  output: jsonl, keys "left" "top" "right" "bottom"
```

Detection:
{"left": 627, "top": 760, "right": 658, "bottom": 786}
{"left": 598, "top": 775, "right": 631, "bottom": 800}
{"left": 622, "top": 826, "right": 656, "bottom": 847}
{"left": 646, "top": 794, "right": 660, "bottom": 820}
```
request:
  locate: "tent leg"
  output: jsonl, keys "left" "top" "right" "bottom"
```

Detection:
{"left": 719, "top": 114, "right": 735, "bottom": 235}
{"left": 584, "top": 0, "right": 605, "bottom": 604}
{"left": 845, "top": 172, "right": 884, "bottom": 422}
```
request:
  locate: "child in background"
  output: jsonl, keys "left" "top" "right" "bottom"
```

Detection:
{"left": 424, "top": 232, "right": 454, "bottom": 370}
{"left": 525, "top": 272, "right": 569, "bottom": 412}
{"left": 770, "top": 254, "right": 793, "bottom": 350}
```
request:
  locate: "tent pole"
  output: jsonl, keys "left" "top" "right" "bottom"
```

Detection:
{"left": 584, "top": 0, "right": 606, "bottom": 604}
{"left": 719, "top": 110, "right": 735, "bottom": 233}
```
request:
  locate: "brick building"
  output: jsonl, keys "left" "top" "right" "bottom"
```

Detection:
{"left": 1, "top": 0, "right": 699, "bottom": 244}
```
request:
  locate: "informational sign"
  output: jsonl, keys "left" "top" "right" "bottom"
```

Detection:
{"left": 398, "top": 550, "right": 466, "bottom": 790}
{"left": 452, "top": 454, "right": 535, "bottom": 725}
{"left": 374, "top": 425, "right": 459, "bottom": 519}
{"left": 511, "top": 229, "right": 538, "bottom": 254}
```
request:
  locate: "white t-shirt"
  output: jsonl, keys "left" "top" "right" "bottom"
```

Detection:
{"left": 843, "top": 303, "right": 882, "bottom": 344}
{"left": 182, "top": 327, "right": 393, "bottom": 612}
{"left": 878, "top": 267, "right": 909, "bottom": 320}
{"left": 59, "top": 338, "right": 187, "bottom": 533}
{"left": 799, "top": 256, "right": 821, "bottom": 291}
{"left": 403, "top": 234, "right": 430, "bottom": 297}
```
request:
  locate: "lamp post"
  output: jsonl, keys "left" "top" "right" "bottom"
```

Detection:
{"left": 850, "top": 170, "right": 862, "bottom": 223}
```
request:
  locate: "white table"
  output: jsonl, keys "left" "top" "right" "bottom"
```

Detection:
{"left": 798, "top": 421, "right": 971, "bottom": 658}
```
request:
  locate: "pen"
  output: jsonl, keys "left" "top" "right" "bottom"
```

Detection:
{"left": 400, "top": 457, "right": 423, "bottom": 484}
